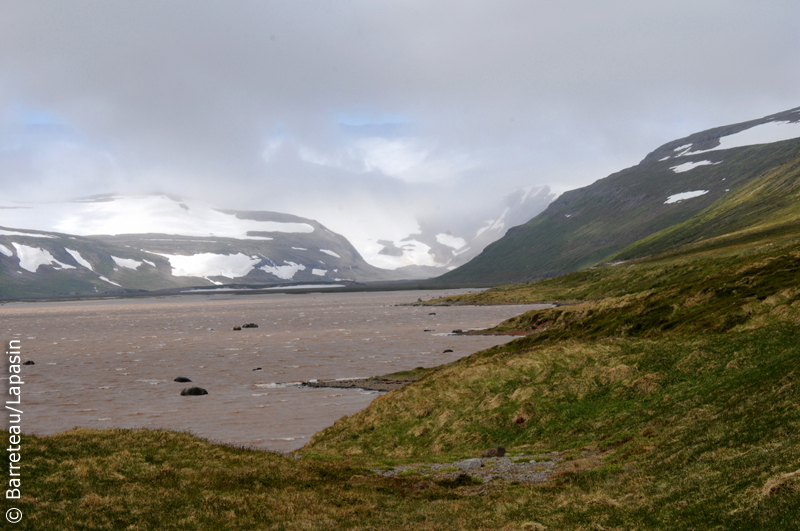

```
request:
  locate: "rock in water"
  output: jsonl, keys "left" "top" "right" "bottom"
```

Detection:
{"left": 482, "top": 446, "right": 506, "bottom": 458}
{"left": 174, "top": 376, "right": 192, "bottom": 383}
{"left": 180, "top": 386, "right": 208, "bottom": 396}
{"left": 456, "top": 458, "right": 482, "bottom": 471}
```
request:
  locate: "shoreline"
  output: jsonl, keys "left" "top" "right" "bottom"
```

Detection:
{"left": 301, "top": 377, "right": 416, "bottom": 392}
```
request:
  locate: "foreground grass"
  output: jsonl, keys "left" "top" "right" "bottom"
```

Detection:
{"left": 12, "top": 323, "right": 799, "bottom": 529}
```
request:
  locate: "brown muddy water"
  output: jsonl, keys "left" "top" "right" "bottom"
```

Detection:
{"left": 2, "top": 290, "right": 548, "bottom": 451}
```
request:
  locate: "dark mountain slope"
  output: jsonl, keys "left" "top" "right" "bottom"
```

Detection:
{"left": 436, "top": 107, "right": 800, "bottom": 286}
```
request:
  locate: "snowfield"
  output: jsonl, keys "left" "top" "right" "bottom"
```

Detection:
{"left": 260, "top": 261, "right": 306, "bottom": 280}
{"left": 111, "top": 256, "right": 143, "bottom": 270}
{"left": 0, "top": 196, "right": 315, "bottom": 239}
{"left": 0, "top": 228, "right": 55, "bottom": 238}
{"left": 665, "top": 190, "right": 709, "bottom": 204}
{"left": 65, "top": 249, "right": 93, "bottom": 270}
{"left": 154, "top": 252, "right": 261, "bottom": 278}
{"left": 12, "top": 243, "right": 75, "bottom": 272}
{"left": 670, "top": 160, "right": 721, "bottom": 173}
{"left": 436, "top": 233, "right": 467, "bottom": 250}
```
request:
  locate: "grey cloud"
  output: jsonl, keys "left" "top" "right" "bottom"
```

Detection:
{"left": 1, "top": 1, "right": 798, "bottom": 262}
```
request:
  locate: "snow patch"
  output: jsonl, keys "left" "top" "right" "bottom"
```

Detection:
{"left": 312, "top": 268, "right": 327, "bottom": 276}
{"left": 435, "top": 233, "right": 467, "bottom": 250}
{"left": 670, "top": 160, "right": 721, "bottom": 173}
{"left": 156, "top": 252, "right": 260, "bottom": 278}
{"left": 680, "top": 120, "right": 800, "bottom": 157}
{"left": 665, "top": 190, "right": 709, "bottom": 204}
{"left": 0, "top": 228, "right": 55, "bottom": 238}
{"left": 111, "top": 256, "right": 143, "bottom": 270}
{"left": 65, "top": 249, "right": 93, "bottom": 270}
{"left": 0, "top": 244, "right": 12, "bottom": 257}
{"left": 292, "top": 247, "right": 307, "bottom": 251}
{"left": 12, "top": 243, "right": 75, "bottom": 272}
{"left": 98, "top": 276, "right": 121, "bottom": 286}
{"left": 319, "top": 249, "right": 341, "bottom": 258}
{"left": 260, "top": 261, "right": 306, "bottom": 280}
{"left": 142, "top": 260, "right": 156, "bottom": 267}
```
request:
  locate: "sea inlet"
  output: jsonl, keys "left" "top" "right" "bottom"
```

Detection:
{"left": 1, "top": 290, "right": 548, "bottom": 451}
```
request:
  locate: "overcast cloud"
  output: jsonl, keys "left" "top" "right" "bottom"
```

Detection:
{"left": 1, "top": 1, "right": 799, "bottom": 264}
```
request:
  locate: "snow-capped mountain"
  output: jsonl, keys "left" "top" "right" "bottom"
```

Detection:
{"left": 0, "top": 195, "right": 425, "bottom": 298}
{"left": 372, "top": 186, "right": 555, "bottom": 272}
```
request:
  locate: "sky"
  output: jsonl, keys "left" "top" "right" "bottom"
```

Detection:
{"left": 1, "top": 1, "right": 799, "bottom": 266}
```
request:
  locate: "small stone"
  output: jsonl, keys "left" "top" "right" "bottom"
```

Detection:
{"left": 482, "top": 446, "right": 506, "bottom": 458}
{"left": 180, "top": 386, "right": 208, "bottom": 396}
{"left": 452, "top": 329, "right": 463, "bottom": 334}
{"left": 242, "top": 323, "right": 258, "bottom": 328}
{"left": 253, "top": 367, "right": 262, "bottom": 371}
{"left": 428, "top": 312, "right": 436, "bottom": 315}
{"left": 423, "top": 329, "right": 434, "bottom": 332}
{"left": 233, "top": 326, "right": 241, "bottom": 331}
{"left": 443, "top": 349, "right": 453, "bottom": 353}
{"left": 174, "top": 376, "right": 192, "bottom": 383}
{"left": 456, "top": 458, "right": 482, "bottom": 471}
{"left": 23, "top": 360, "right": 35, "bottom": 365}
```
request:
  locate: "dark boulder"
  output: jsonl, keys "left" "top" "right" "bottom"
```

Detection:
{"left": 242, "top": 323, "right": 258, "bottom": 328}
{"left": 428, "top": 312, "right": 436, "bottom": 315}
{"left": 253, "top": 367, "right": 262, "bottom": 371}
{"left": 23, "top": 360, "right": 35, "bottom": 365}
{"left": 233, "top": 326, "right": 241, "bottom": 331}
{"left": 481, "top": 446, "right": 506, "bottom": 458}
{"left": 443, "top": 349, "right": 453, "bottom": 353}
{"left": 452, "top": 329, "right": 463, "bottom": 334}
{"left": 180, "top": 386, "right": 208, "bottom": 396}
{"left": 174, "top": 377, "right": 192, "bottom": 383}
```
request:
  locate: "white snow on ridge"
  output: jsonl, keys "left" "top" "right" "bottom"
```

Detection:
{"left": 670, "top": 160, "right": 721, "bottom": 173}
{"left": 292, "top": 247, "right": 307, "bottom": 251}
{"left": 98, "top": 276, "right": 121, "bottom": 286}
{"left": 0, "top": 196, "right": 314, "bottom": 239}
{"left": 111, "top": 256, "right": 143, "bottom": 270}
{"left": 676, "top": 120, "right": 800, "bottom": 158}
{"left": 665, "top": 190, "right": 709, "bottom": 204}
{"left": 155, "top": 252, "right": 260, "bottom": 279}
{"left": 261, "top": 261, "right": 306, "bottom": 280}
{"left": 0, "top": 244, "right": 12, "bottom": 257}
{"left": 12, "top": 243, "right": 75, "bottom": 272}
{"left": 320, "top": 249, "right": 341, "bottom": 258}
{"left": 435, "top": 233, "right": 467, "bottom": 250}
{"left": 65, "top": 248, "right": 93, "bottom": 270}
{"left": 312, "top": 268, "right": 327, "bottom": 276}
{"left": 0, "top": 228, "right": 55, "bottom": 238}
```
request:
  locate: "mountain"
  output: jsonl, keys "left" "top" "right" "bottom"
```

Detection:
{"left": 436, "top": 106, "right": 800, "bottom": 286}
{"left": 0, "top": 195, "right": 419, "bottom": 299}
{"left": 373, "top": 186, "right": 555, "bottom": 272}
